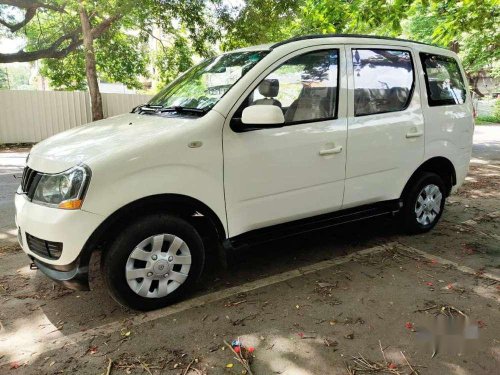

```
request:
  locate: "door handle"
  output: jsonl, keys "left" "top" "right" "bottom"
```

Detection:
{"left": 319, "top": 145, "right": 343, "bottom": 156}
{"left": 406, "top": 129, "right": 423, "bottom": 138}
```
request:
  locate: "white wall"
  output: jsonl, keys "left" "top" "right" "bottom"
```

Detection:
{"left": 0, "top": 90, "right": 152, "bottom": 143}
{"left": 476, "top": 99, "right": 497, "bottom": 117}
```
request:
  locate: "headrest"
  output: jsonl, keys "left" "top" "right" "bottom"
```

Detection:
{"left": 258, "top": 79, "right": 279, "bottom": 98}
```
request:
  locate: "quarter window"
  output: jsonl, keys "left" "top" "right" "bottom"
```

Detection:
{"left": 245, "top": 49, "right": 339, "bottom": 124}
{"left": 352, "top": 49, "right": 414, "bottom": 116}
{"left": 420, "top": 53, "right": 466, "bottom": 106}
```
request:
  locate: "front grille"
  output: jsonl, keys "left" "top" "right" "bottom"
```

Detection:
{"left": 21, "top": 167, "right": 41, "bottom": 198}
{"left": 26, "top": 233, "right": 63, "bottom": 260}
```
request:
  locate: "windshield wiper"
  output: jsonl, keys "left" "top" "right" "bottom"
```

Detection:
{"left": 132, "top": 104, "right": 164, "bottom": 113}
{"left": 134, "top": 104, "right": 207, "bottom": 116}
{"left": 158, "top": 106, "right": 208, "bottom": 115}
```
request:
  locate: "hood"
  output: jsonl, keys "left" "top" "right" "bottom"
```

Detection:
{"left": 28, "top": 113, "right": 198, "bottom": 173}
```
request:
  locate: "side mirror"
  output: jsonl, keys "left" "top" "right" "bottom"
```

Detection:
{"left": 241, "top": 105, "right": 285, "bottom": 126}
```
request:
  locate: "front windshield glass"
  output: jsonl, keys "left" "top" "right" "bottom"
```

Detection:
{"left": 148, "top": 51, "right": 269, "bottom": 112}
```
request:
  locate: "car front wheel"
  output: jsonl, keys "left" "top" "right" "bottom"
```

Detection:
{"left": 102, "top": 214, "right": 205, "bottom": 311}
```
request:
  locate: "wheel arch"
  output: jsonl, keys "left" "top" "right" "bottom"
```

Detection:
{"left": 401, "top": 157, "right": 457, "bottom": 200}
{"left": 78, "top": 194, "right": 227, "bottom": 270}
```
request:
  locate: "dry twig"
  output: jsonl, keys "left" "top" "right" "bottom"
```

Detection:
{"left": 105, "top": 358, "right": 113, "bottom": 375}
{"left": 183, "top": 358, "right": 196, "bottom": 375}
{"left": 400, "top": 351, "right": 419, "bottom": 375}
{"left": 223, "top": 340, "right": 253, "bottom": 375}
{"left": 379, "top": 340, "right": 387, "bottom": 365}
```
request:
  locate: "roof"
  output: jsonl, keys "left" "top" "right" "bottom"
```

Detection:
{"left": 230, "top": 43, "right": 274, "bottom": 52}
{"left": 270, "top": 34, "right": 435, "bottom": 49}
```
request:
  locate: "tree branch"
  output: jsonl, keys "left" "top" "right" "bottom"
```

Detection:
{"left": 0, "top": 13, "right": 122, "bottom": 63}
{"left": 0, "top": 5, "right": 36, "bottom": 32}
{"left": 1, "top": 0, "right": 66, "bottom": 13}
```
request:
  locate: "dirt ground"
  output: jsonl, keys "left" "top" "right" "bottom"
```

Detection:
{"left": 0, "top": 127, "right": 498, "bottom": 374}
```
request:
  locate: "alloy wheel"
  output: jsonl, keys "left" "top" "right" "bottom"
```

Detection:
{"left": 414, "top": 184, "right": 442, "bottom": 226}
{"left": 125, "top": 234, "right": 192, "bottom": 298}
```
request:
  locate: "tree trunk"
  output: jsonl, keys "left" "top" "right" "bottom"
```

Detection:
{"left": 78, "top": 0, "right": 103, "bottom": 121}
{"left": 467, "top": 73, "right": 485, "bottom": 98}
{"left": 449, "top": 40, "right": 460, "bottom": 53}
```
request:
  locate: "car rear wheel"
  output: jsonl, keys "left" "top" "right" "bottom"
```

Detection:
{"left": 103, "top": 214, "right": 205, "bottom": 311}
{"left": 401, "top": 172, "right": 446, "bottom": 234}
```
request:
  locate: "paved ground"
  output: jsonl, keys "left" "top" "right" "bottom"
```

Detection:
{"left": 0, "top": 126, "right": 499, "bottom": 374}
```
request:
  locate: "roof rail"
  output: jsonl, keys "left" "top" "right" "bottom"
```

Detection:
{"left": 270, "top": 34, "right": 434, "bottom": 49}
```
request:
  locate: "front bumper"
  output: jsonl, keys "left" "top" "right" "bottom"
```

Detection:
{"left": 15, "top": 191, "right": 104, "bottom": 289}
{"left": 15, "top": 191, "right": 104, "bottom": 266}
{"left": 30, "top": 255, "right": 90, "bottom": 290}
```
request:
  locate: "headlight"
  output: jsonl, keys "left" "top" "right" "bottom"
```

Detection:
{"left": 32, "top": 165, "right": 91, "bottom": 210}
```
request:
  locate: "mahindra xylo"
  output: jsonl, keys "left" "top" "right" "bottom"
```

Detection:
{"left": 15, "top": 35, "right": 473, "bottom": 310}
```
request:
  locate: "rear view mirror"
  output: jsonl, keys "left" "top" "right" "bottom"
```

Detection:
{"left": 241, "top": 105, "right": 285, "bottom": 126}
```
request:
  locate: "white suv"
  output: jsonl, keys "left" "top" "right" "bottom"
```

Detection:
{"left": 15, "top": 35, "right": 473, "bottom": 310}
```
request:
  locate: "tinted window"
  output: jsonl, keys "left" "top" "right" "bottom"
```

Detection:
{"left": 420, "top": 53, "right": 466, "bottom": 106}
{"left": 245, "top": 50, "right": 339, "bottom": 124}
{"left": 352, "top": 49, "right": 413, "bottom": 116}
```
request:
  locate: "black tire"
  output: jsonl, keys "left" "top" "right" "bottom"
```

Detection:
{"left": 102, "top": 214, "right": 205, "bottom": 311}
{"left": 401, "top": 172, "right": 446, "bottom": 234}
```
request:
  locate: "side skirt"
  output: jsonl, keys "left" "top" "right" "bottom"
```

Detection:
{"left": 223, "top": 199, "right": 402, "bottom": 251}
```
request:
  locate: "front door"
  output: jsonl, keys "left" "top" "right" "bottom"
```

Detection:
{"left": 223, "top": 46, "right": 348, "bottom": 237}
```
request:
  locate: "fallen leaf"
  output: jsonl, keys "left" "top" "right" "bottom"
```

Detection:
{"left": 323, "top": 338, "right": 338, "bottom": 347}
{"left": 120, "top": 329, "right": 131, "bottom": 337}
{"left": 9, "top": 362, "right": 20, "bottom": 370}
{"left": 388, "top": 363, "right": 398, "bottom": 369}
{"left": 318, "top": 282, "right": 334, "bottom": 288}
{"left": 87, "top": 346, "right": 98, "bottom": 354}
{"left": 226, "top": 363, "right": 234, "bottom": 368}
{"left": 426, "top": 282, "right": 434, "bottom": 287}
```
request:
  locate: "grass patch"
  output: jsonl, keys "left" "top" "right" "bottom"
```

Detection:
{"left": 475, "top": 115, "right": 500, "bottom": 125}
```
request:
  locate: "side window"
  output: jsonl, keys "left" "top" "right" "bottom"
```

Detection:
{"left": 352, "top": 49, "right": 413, "bottom": 116}
{"left": 420, "top": 53, "right": 466, "bottom": 106}
{"left": 246, "top": 49, "right": 339, "bottom": 124}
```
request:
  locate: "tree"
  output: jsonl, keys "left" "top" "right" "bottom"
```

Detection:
{"left": 403, "top": 1, "right": 499, "bottom": 96}
{"left": 218, "top": 0, "right": 301, "bottom": 51}
{"left": 222, "top": 0, "right": 499, "bottom": 96}
{"left": 79, "top": 0, "right": 103, "bottom": 120}
{"left": 0, "top": 1, "right": 121, "bottom": 64}
{"left": 39, "top": 29, "right": 148, "bottom": 90}
{"left": 0, "top": 1, "right": 221, "bottom": 120}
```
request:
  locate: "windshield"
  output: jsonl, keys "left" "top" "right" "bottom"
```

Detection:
{"left": 148, "top": 51, "right": 269, "bottom": 112}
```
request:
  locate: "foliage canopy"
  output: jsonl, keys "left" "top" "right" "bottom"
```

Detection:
{"left": 0, "top": 0, "right": 498, "bottom": 94}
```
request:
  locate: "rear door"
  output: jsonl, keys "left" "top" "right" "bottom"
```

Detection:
{"left": 344, "top": 45, "right": 425, "bottom": 208}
